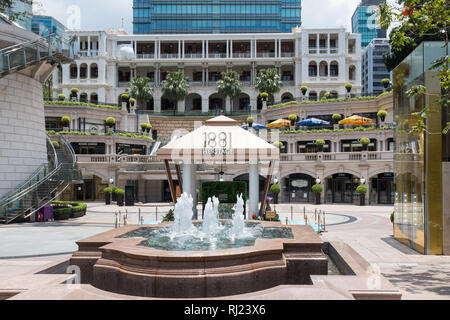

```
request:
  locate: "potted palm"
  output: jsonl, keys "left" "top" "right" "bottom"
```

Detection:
{"left": 260, "top": 92, "right": 269, "bottom": 110}
{"left": 115, "top": 188, "right": 125, "bottom": 206}
{"left": 145, "top": 123, "right": 152, "bottom": 134}
{"left": 70, "top": 88, "right": 79, "bottom": 102}
{"left": 104, "top": 187, "right": 113, "bottom": 205}
{"left": 270, "top": 184, "right": 281, "bottom": 204}
{"left": 377, "top": 110, "right": 388, "bottom": 122}
{"left": 356, "top": 185, "right": 367, "bottom": 206}
{"left": 61, "top": 116, "right": 70, "bottom": 131}
{"left": 332, "top": 114, "right": 342, "bottom": 124}
{"left": 288, "top": 114, "right": 298, "bottom": 128}
{"left": 129, "top": 98, "right": 137, "bottom": 112}
{"left": 311, "top": 184, "right": 323, "bottom": 205}
{"left": 246, "top": 116, "right": 254, "bottom": 128}
{"left": 120, "top": 93, "right": 130, "bottom": 112}
{"left": 315, "top": 139, "right": 326, "bottom": 152}
{"left": 360, "top": 137, "right": 370, "bottom": 151}
{"left": 58, "top": 94, "right": 66, "bottom": 101}
{"left": 345, "top": 82, "right": 353, "bottom": 94}
{"left": 105, "top": 117, "right": 116, "bottom": 132}
{"left": 300, "top": 85, "right": 308, "bottom": 98}
{"left": 141, "top": 122, "right": 148, "bottom": 133}
{"left": 381, "top": 78, "right": 391, "bottom": 91}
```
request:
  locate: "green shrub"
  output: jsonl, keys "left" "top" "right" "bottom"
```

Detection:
{"left": 70, "top": 88, "right": 79, "bottom": 94}
{"left": 129, "top": 98, "right": 136, "bottom": 105}
{"left": 44, "top": 100, "right": 121, "bottom": 110}
{"left": 267, "top": 101, "right": 297, "bottom": 109}
{"left": 377, "top": 110, "right": 388, "bottom": 117}
{"left": 356, "top": 185, "right": 368, "bottom": 195}
{"left": 200, "top": 181, "right": 247, "bottom": 206}
{"left": 288, "top": 114, "right": 298, "bottom": 121}
{"left": 115, "top": 188, "right": 125, "bottom": 195}
{"left": 270, "top": 184, "right": 281, "bottom": 194}
{"left": 345, "top": 83, "right": 353, "bottom": 90}
{"left": 58, "top": 94, "right": 66, "bottom": 101}
{"left": 52, "top": 141, "right": 60, "bottom": 149}
{"left": 381, "top": 78, "right": 391, "bottom": 87}
{"left": 300, "top": 85, "right": 308, "bottom": 94}
{"left": 163, "top": 209, "right": 174, "bottom": 222}
{"left": 332, "top": 114, "right": 342, "bottom": 121}
{"left": 311, "top": 184, "right": 323, "bottom": 194}
{"left": 104, "top": 187, "right": 113, "bottom": 193}
{"left": 46, "top": 130, "right": 56, "bottom": 135}
{"left": 105, "top": 117, "right": 116, "bottom": 126}
{"left": 260, "top": 92, "right": 269, "bottom": 101}
{"left": 246, "top": 116, "right": 254, "bottom": 124}
{"left": 390, "top": 212, "right": 395, "bottom": 223}
{"left": 315, "top": 139, "right": 326, "bottom": 146}
{"left": 360, "top": 137, "right": 371, "bottom": 145}
{"left": 61, "top": 116, "right": 70, "bottom": 126}
{"left": 120, "top": 93, "right": 130, "bottom": 101}
{"left": 273, "top": 141, "right": 283, "bottom": 148}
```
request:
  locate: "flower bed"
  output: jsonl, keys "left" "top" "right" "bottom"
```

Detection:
{"left": 44, "top": 100, "right": 121, "bottom": 111}
{"left": 47, "top": 131, "right": 153, "bottom": 140}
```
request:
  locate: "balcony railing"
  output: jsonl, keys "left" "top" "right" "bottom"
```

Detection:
{"left": 280, "top": 52, "right": 295, "bottom": 57}
{"left": 160, "top": 53, "right": 179, "bottom": 59}
{"left": 280, "top": 151, "right": 393, "bottom": 162}
{"left": 233, "top": 52, "right": 251, "bottom": 58}
{"left": 256, "top": 52, "right": 275, "bottom": 58}
{"left": 184, "top": 53, "right": 203, "bottom": 59}
{"left": 208, "top": 53, "right": 227, "bottom": 59}
{"left": 76, "top": 154, "right": 160, "bottom": 164}
{"left": 136, "top": 53, "right": 155, "bottom": 59}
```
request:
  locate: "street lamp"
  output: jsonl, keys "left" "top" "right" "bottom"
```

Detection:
{"left": 361, "top": 177, "right": 366, "bottom": 185}
{"left": 315, "top": 177, "right": 321, "bottom": 185}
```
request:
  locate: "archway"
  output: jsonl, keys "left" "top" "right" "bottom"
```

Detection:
{"left": 209, "top": 93, "right": 224, "bottom": 113}
{"left": 369, "top": 172, "right": 394, "bottom": 205}
{"left": 308, "top": 61, "right": 317, "bottom": 77}
{"left": 329, "top": 91, "right": 338, "bottom": 99}
{"left": 349, "top": 65, "right": 356, "bottom": 81}
{"left": 281, "top": 173, "right": 316, "bottom": 203}
{"left": 185, "top": 93, "right": 202, "bottom": 112}
{"left": 90, "top": 92, "right": 98, "bottom": 104}
{"left": 233, "top": 174, "right": 266, "bottom": 203}
{"left": 80, "top": 63, "right": 88, "bottom": 79}
{"left": 70, "top": 63, "right": 77, "bottom": 79}
{"left": 233, "top": 92, "right": 250, "bottom": 111}
{"left": 80, "top": 92, "right": 88, "bottom": 102}
{"left": 257, "top": 93, "right": 274, "bottom": 110}
{"left": 161, "top": 97, "right": 175, "bottom": 111}
{"left": 281, "top": 92, "right": 294, "bottom": 103}
{"left": 330, "top": 61, "right": 339, "bottom": 77}
{"left": 309, "top": 91, "right": 317, "bottom": 101}
{"left": 90, "top": 63, "right": 98, "bottom": 79}
{"left": 324, "top": 173, "right": 361, "bottom": 204}
{"left": 319, "top": 61, "right": 328, "bottom": 77}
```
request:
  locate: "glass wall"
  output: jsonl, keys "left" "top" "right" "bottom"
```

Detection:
{"left": 133, "top": 0, "right": 301, "bottom": 34}
{"left": 351, "top": 1, "right": 387, "bottom": 50}
{"left": 393, "top": 42, "right": 448, "bottom": 254}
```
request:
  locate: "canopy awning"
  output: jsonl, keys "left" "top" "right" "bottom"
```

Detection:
{"left": 157, "top": 116, "right": 280, "bottom": 162}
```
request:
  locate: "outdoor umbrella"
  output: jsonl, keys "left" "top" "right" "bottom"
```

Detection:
{"left": 338, "top": 115, "right": 374, "bottom": 126}
{"left": 241, "top": 123, "right": 267, "bottom": 130}
{"left": 296, "top": 118, "right": 330, "bottom": 126}
{"left": 266, "top": 119, "right": 291, "bottom": 128}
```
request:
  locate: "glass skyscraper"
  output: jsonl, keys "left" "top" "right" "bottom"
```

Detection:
{"left": 31, "top": 15, "right": 66, "bottom": 37}
{"left": 133, "top": 0, "right": 302, "bottom": 34}
{"left": 351, "top": 0, "right": 386, "bottom": 50}
{"left": 7, "top": 0, "right": 33, "bottom": 30}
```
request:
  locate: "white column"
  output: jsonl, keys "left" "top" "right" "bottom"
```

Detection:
{"left": 191, "top": 164, "right": 198, "bottom": 219}
{"left": 275, "top": 39, "right": 278, "bottom": 58}
{"left": 183, "top": 163, "right": 197, "bottom": 215}
{"left": 225, "top": 97, "right": 231, "bottom": 113}
{"left": 88, "top": 36, "right": 91, "bottom": 56}
{"left": 230, "top": 39, "right": 233, "bottom": 58}
{"left": 249, "top": 163, "right": 259, "bottom": 218}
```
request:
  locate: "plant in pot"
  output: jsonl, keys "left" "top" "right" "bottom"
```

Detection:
{"left": 377, "top": 110, "right": 388, "bottom": 122}
{"left": 356, "top": 185, "right": 367, "bottom": 206}
{"left": 381, "top": 78, "right": 391, "bottom": 91}
{"left": 70, "top": 88, "right": 79, "bottom": 101}
{"left": 120, "top": 93, "right": 130, "bottom": 112}
{"left": 345, "top": 82, "right": 353, "bottom": 94}
{"left": 260, "top": 92, "right": 269, "bottom": 109}
{"left": 52, "top": 141, "right": 60, "bottom": 149}
{"left": 315, "top": 139, "right": 325, "bottom": 152}
{"left": 300, "top": 85, "right": 308, "bottom": 97}
{"left": 129, "top": 98, "right": 136, "bottom": 107}
{"left": 111, "top": 186, "right": 118, "bottom": 201}
{"left": 311, "top": 184, "right": 323, "bottom": 205}
{"left": 145, "top": 123, "right": 152, "bottom": 134}
{"left": 58, "top": 94, "right": 66, "bottom": 101}
{"left": 115, "top": 188, "right": 125, "bottom": 206}
{"left": 273, "top": 141, "right": 283, "bottom": 149}
{"left": 61, "top": 116, "right": 70, "bottom": 131}
{"left": 270, "top": 184, "right": 281, "bottom": 204}
{"left": 288, "top": 114, "right": 298, "bottom": 128}
{"left": 140, "top": 122, "right": 148, "bottom": 133}
{"left": 332, "top": 114, "right": 342, "bottom": 124}
{"left": 246, "top": 116, "right": 254, "bottom": 128}
{"left": 321, "top": 92, "right": 330, "bottom": 101}
{"left": 104, "top": 187, "right": 113, "bottom": 205}
{"left": 105, "top": 117, "right": 116, "bottom": 132}
{"left": 360, "top": 137, "right": 370, "bottom": 151}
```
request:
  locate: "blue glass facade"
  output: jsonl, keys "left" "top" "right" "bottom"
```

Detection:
{"left": 31, "top": 16, "right": 66, "bottom": 36}
{"left": 351, "top": 0, "right": 386, "bottom": 50}
{"left": 133, "top": 0, "right": 301, "bottom": 34}
{"left": 7, "top": 0, "right": 33, "bottom": 30}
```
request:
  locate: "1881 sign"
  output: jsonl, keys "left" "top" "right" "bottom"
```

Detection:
{"left": 202, "top": 131, "right": 233, "bottom": 155}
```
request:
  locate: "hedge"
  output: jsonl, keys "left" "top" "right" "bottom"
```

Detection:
{"left": 201, "top": 181, "right": 247, "bottom": 206}
{"left": 44, "top": 100, "right": 121, "bottom": 110}
{"left": 51, "top": 201, "right": 87, "bottom": 220}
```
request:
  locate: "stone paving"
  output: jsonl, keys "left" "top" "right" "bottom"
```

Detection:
{"left": 0, "top": 201, "right": 449, "bottom": 299}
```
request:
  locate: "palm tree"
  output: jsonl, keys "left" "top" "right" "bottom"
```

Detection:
{"left": 255, "top": 68, "right": 282, "bottom": 98}
{"left": 128, "top": 77, "right": 153, "bottom": 110}
{"left": 217, "top": 71, "right": 242, "bottom": 112}
{"left": 161, "top": 71, "right": 189, "bottom": 113}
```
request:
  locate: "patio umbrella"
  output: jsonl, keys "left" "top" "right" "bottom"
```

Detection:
{"left": 266, "top": 119, "right": 291, "bottom": 128}
{"left": 338, "top": 115, "right": 374, "bottom": 126}
{"left": 296, "top": 118, "right": 330, "bottom": 126}
{"left": 241, "top": 123, "right": 267, "bottom": 130}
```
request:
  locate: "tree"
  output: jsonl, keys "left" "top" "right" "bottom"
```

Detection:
{"left": 255, "top": 68, "right": 282, "bottom": 97}
{"left": 217, "top": 71, "right": 242, "bottom": 112}
{"left": 378, "top": 0, "right": 449, "bottom": 134}
{"left": 128, "top": 77, "right": 153, "bottom": 110}
{"left": 161, "top": 71, "right": 189, "bottom": 112}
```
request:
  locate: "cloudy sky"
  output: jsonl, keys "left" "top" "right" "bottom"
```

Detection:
{"left": 33, "top": 0, "right": 369, "bottom": 34}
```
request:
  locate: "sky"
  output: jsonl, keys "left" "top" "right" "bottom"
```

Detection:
{"left": 33, "top": 0, "right": 371, "bottom": 34}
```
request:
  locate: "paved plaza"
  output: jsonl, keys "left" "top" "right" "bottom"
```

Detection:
{"left": 0, "top": 202, "right": 449, "bottom": 300}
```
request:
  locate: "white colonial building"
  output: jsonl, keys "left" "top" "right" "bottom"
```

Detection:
{"left": 52, "top": 27, "right": 362, "bottom": 113}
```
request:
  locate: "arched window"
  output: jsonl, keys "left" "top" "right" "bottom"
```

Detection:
{"left": 90, "top": 92, "right": 98, "bottom": 104}
{"left": 308, "top": 61, "right": 317, "bottom": 77}
{"left": 70, "top": 64, "right": 77, "bottom": 79}
{"left": 309, "top": 91, "right": 317, "bottom": 101}
{"left": 349, "top": 65, "right": 356, "bottom": 81}
{"left": 319, "top": 61, "right": 328, "bottom": 77}
{"left": 80, "top": 63, "right": 88, "bottom": 79}
{"left": 330, "top": 61, "right": 339, "bottom": 77}
{"left": 90, "top": 63, "right": 98, "bottom": 79}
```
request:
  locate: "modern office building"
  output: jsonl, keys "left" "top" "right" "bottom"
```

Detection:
{"left": 52, "top": 27, "right": 362, "bottom": 113}
{"left": 6, "top": 0, "right": 33, "bottom": 31}
{"left": 362, "top": 38, "right": 391, "bottom": 95}
{"left": 133, "top": 0, "right": 302, "bottom": 34}
{"left": 351, "top": 0, "right": 386, "bottom": 50}
{"left": 31, "top": 15, "right": 66, "bottom": 37}
{"left": 393, "top": 42, "right": 450, "bottom": 255}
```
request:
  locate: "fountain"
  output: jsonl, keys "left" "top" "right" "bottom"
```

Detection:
{"left": 71, "top": 193, "right": 328, "bottom": 298}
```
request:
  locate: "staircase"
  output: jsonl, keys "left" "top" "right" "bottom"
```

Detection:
{"left": 0, "top": 33, "right": 76, "bottom": 78}
{"left": 0, "top": 136, "right": 82, "bottom": 224}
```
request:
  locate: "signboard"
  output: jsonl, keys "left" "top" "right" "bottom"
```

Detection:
{"left": 266, "top": 211, "right": 276, "bottom": 220}
{"left": 202, "top": 131, "right": 233, "bottom": 155}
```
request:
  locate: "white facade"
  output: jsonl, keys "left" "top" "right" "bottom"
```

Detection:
{"left": 53, "top": 28, "right": 362, "bottom": 112}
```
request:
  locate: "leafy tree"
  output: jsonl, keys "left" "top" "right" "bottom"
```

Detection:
{"left": 217, "top": 71, "right": 242, "bottom": 111}
{"left": 255, "top": 68, "right": 282, "bottom": 96}
{"left": 161, "top": 71, "right": 189, "bottom": 111}
{"left": 378, "top": 0, "right": 449, "bottom": 134}
{"left": 128, "top": 77, "right": 153, "bottom": 110}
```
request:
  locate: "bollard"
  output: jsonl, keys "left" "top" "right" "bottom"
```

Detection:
{"left": 291, "top": 205, "right": 293, "bottom": 222}
{"left": 323, "top": 211, "right": 326, "bottom": 232}
{"left": 156, "top": 207, "right": 158, "bottom": 222}
{"left": 114, "top": 212, "right": 118, "bottom": 228}
{"left": 286, "top": 217, "right": 288, "bottom": 225}
{"left": 138, "top": 208, "right": 141, "bottom": 226}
